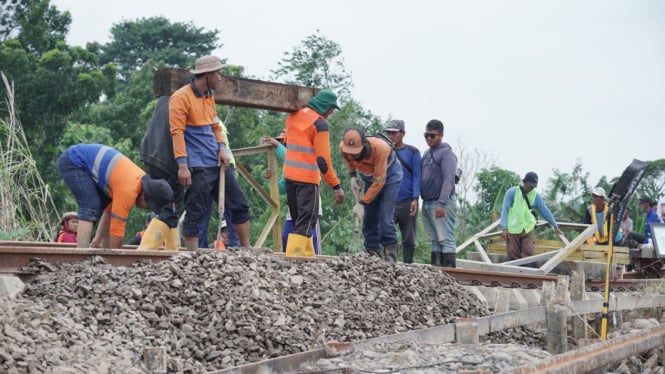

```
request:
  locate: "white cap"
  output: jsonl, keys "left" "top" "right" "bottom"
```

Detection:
{"left": 592, "top": 187, "right": 607, "bottom": 200}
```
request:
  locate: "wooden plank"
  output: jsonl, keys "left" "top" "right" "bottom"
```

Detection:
{"left": 582, "top": 244, "right": 629, "bottom": 253}
{"left": 153, "top": 68, "right": 319, "bottom": 112}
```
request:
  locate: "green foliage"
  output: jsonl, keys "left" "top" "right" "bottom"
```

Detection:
{"left": 0, "top": 0, "right": 70, "bottom": 53}
{"left": 101, "top": 17, "right": 220, "bottom": 82}
{"left": 544, "top": 161, "right": 591, "bottom": 222}
{"left": 474, "top": 167, "right": 520, "bottom": 217}
{"left": 272, "top": 30, "right": 353, "bottom": 99}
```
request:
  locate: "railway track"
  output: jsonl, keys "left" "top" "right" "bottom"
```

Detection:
{"left": 0, "top": 241, "right": 660, "bottom": 292}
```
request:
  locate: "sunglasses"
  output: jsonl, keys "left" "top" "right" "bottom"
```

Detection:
{"left": 385, "top": 130, "right": 400, "bottom": 135}
{"left": 423, "top": 132, "right": 441, "bottom": 139}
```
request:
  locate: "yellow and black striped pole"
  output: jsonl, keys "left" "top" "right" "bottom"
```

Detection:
{"left": 600, "top": 213, "right": 615, "bottom": 339}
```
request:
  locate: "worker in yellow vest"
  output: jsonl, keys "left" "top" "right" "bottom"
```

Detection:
{"left": 500, "top": 172, "right": 562, "bottom": 260}
{"left": 584, "top": 187, "right": 622, "bottom": 245}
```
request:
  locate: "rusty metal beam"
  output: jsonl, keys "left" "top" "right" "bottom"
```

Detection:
{"left": 153, "top": 68, "right": 318, "bottom": 112}
{"left": 0, "top": 245, "right": 176, "bottom": 271}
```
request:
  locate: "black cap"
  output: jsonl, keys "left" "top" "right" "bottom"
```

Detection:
{"left": 523, "top": 172, "right": 538, "bottom": 188}
{"left": 639, "top": 196, "right": 655, "bottom": 206}
{"left": 141, "top": 175, "right": 173, "bottom": 213}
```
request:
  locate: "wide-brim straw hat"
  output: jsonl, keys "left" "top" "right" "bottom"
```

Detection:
{"left": 189, "top": 55, "right": 228, "bottom": 74}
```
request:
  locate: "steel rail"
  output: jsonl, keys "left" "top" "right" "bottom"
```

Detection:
{"left": 0, "top": 241, "right": 658, "bottom": 291}
{"left": 510, "top": 323, "right": 665, "bottom": 374}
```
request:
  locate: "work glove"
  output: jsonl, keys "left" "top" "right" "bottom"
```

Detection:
{"left": 352, "top": 202, "right": 364, "bottom": 220}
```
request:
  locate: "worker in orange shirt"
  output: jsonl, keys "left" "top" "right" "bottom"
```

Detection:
{"left": 57, "top": 144, "right": 173, "bottom": 249}
{"left": 283, "top": 89, "right": 345, "bottom": 256}
{"left": 339, "top": 127, "right": 403, "bottom": 262}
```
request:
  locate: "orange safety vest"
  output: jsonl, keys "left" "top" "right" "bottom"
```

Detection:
{"left": 283, "top": 108, "right": 340, "bottom": 188}
{"left": 590, "top": 204, "right": 609, "bottom": 244}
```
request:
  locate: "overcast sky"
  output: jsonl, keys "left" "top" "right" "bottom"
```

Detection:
{"left": 51, "top": 0, "right": 664, "bottom": 189}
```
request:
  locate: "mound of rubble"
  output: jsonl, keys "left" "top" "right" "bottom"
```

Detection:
{"left": 0, "top": 250, "right": 544, "bottom": 372}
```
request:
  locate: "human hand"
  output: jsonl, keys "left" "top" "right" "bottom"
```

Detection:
{"left": 178, "top": 164, "right": 191, "bottom": 187}
{"left": 265, "top": 168, "right": 273, "bottom": 179}
{"left": 435, "top": 206, "right": 445, "bottom": 218}
{"left": 554, "top": 226, "right": 563, "bottom": 236}
{"left": 502, "top": 229, "right": 508, "bottom": 241}
{"left": 409, "top": 200, "right": 419, "bottom": 216}
{"left": 333, "top": 188, "right": 345, "bottom": 204}
{"left": 268, "top": 137, "right": 280, "bottom": 146}
{"left": 352, "top": 202, "right": 364, "bottom": 219}
{"left": 218, "top": 148, "right": 229, "bottom": 170}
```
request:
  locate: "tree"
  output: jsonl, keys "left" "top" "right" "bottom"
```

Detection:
{"left": 272, "top": 30, "right": 353, "bottom": 100}
{"left": 0, "top": 0, "right": 114, "bottom": 190}
{"left": 474, "top": 167, "right": 520, "bottom": 218}
{"left": 545, "top": 160, "right": 592, "bottom": 223}
{"left": 100, "top": 17, "right": 220, "bottom": 82}
{"left": 76, "top": 17, "right": 221, "bottom": 154}
{"left": 0, "top": 0, "right": 70, "bottom": 53}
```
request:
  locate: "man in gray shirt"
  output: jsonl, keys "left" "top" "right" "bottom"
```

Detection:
{"left": 420, "top": 119, "right": 458, "bottom": 267}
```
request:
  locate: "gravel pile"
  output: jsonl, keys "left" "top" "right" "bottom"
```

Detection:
{"left": 0, "top": 250, "right": 543, "bottom": 372}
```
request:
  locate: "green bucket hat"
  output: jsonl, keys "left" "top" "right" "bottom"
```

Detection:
{"left": 307, "top": 89, "right": 340, "bottom": 115}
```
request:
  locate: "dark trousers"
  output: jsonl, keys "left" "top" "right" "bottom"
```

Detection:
{"left": 362, "top": 181, "right": 400, "bottom": 250}
{"left": 182, "top": 167, "right": 218, "bottom": 237}
{"left": 626, "top": 232, "right": 645, "bottom": 249}
{"left": 506, "top": 230, "right": 534, "bottom": 260}
{"left": 197, "top": 165, "right": 249, "bottom": 247}
{"left": 285, "top": 180, "right": 319, "bottom": 238}
{"left": 394, "top": 199, "right": 417, "bottom": 263}
{"left": 143, "top": 163, "right": 182, "bottom": 228}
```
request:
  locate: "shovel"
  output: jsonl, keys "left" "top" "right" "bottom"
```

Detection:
{"left": 215, "top": 164, "right": 226, "bottom": 250}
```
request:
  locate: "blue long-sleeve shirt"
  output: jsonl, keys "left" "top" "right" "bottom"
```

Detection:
{"left": 644, "top": 209, "right": 662, "bottom": 244}
{"left": 500, "top": 186, "right": 558, "bottom": 229}
{"left": 395, "top": 144, "right": 421, "bottom": 202}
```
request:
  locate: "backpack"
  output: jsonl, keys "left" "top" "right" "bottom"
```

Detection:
{"left": 368, "top": 132, "right": 394, "bottom": 149}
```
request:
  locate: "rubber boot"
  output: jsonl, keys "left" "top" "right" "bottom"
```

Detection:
{"left": 384, "top": 243, "right": 399, "bottom": 263}
{"left": 304, "top": 235, "right": 316, "bottom": 257}
{"left": 164, "top": 228, "right": 179, "bottom": 251}
{"left": 431, "top": 252, "right": 443, "bottom": 266}
{"left": 184, "top": 238, "right": 198, "bottom": 251}
{"left": 442, "top": 253, "right": 457, "bottom": 268}
{"left": 402, "top": 246, "right": 414, "bottom": 264}
{"left": 366, "top": 247, "right": 385, "bottom": 259}
{"left": 286, "top": 233, "right": 314, "bottom": 257}
{"left": 138, "top": 218, "right": 168, "bottom": 250}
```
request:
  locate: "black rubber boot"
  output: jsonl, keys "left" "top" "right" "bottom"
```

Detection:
{"left": 442, "top": 253, "right": 457, "bottom": 268}
{"left": 402, "top": 246, "right": 414, "bottom": 264}
{"left": 384, "top": 243, "right": 399, "bottom": 263}
{"left": 431, "top": 252, "right": 443, "bottom": 266}
{"left": 366, "top": 248, "right": 385, "bottom": 259}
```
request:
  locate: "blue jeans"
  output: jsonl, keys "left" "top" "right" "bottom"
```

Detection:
{"left": 58, "top": 150, "right": 110, "bottom": 222}
{"left": 362, "top": 181, "right": 400, "bottom": 249}
{"left": 422, "top": 195, "right": 457, "bottom": 254}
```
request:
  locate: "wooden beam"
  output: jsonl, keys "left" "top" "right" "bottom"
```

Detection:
{"left": 153, "top": 68, "right": 319, "bottom": 112}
